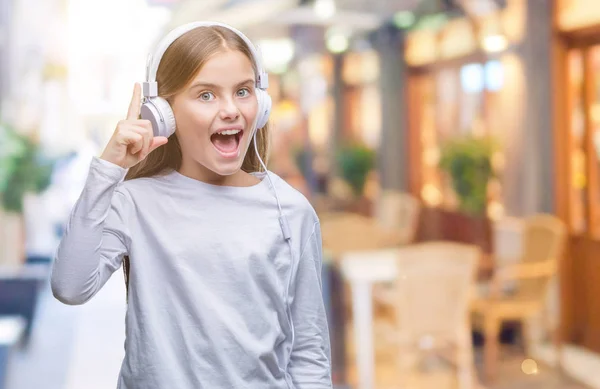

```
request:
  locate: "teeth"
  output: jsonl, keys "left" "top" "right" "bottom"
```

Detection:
{"left": 216, "top": 129, "right": 241, "bottom": 136}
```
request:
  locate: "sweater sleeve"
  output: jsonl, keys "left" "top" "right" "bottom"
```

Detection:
{"left": 288, "top": 221, "right": 333, "bottom": 388}
{"left": 51, "top": 157, "right": 131, "bottom": 305}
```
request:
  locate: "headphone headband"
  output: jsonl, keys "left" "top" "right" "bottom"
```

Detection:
{"left": 143, "top": 21, "right": 268, "bottom": 98}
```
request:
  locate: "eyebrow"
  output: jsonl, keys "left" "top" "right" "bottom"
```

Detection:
{"left": 189, "top": 79, "right": 255, "bottom": 91}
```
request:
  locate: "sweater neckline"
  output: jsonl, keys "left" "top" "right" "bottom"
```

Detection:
{"left": 162, "top": 169, "right": 271, "bottom": 194}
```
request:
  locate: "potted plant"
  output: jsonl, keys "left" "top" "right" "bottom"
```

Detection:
{"left": 335, "top": 143, "right": 376, "bottom": 215}
{"left": 439, "top": 134, "right": 497, "bottom": 216}
{"left": 0, "top": 123, "right": 54, "bottom": 267}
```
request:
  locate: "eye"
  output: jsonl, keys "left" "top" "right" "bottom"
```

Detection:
{"left": 236, "top": 88, "right": 250, "bottom": 98}
{"left": 199, "top": 92, "right": 215, "bottom": 101}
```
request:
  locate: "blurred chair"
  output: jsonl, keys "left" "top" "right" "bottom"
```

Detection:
{"left": 471, "top": 214, "right": 567, "bottom": 382}
{"left": 477, "top": 216, "right": 525, "bottom": 299}
{"left": 320, "top": 212, "right": 404, "bottom": 259}
{"left": 319, "top": 211, "right": 406, "bottom": 387}
{"left": 320, "top": 210, "right": 404, "bottom": 315}
{"left": 381, "top": 242, "right": 480, "bottom": 389}
{"left": 371, "top": 191, "right": 421, "bottom": 323}
{"left": 373, "top": 190, "right": 421, "bottom": 245}
{"left": 326, "top": 176, "right": 356, "bottom": 212}
{"left": 320, "top": 211, "right": 405, "bottom": 318}
{"left": 492, "top": 216, "right": 524, "bottom": 267}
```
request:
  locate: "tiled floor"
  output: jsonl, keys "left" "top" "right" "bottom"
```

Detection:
{"left": 342, "top": 329, "right": 590, "bottom": 389}
{"left": 481, "top": 354, "right": 586, "bottom": 389}
{"left": 532, "top": 343, "right": 600, "bottom": 389}
{"left": 5, "top": 274, "right": 126, "bottom": 389}
{"left": 341, "top": 349, "right": 588, "bottom": 389}
{"left": 4, "top": 281, "right": 78, "bottom": 389}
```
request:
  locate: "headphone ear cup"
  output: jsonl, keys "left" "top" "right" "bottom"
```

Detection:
{"left": 255, "top": 89, "right": 272, "bottom": 130}
{"left": 140, "top": 97, "right": 176, "bottom": 138}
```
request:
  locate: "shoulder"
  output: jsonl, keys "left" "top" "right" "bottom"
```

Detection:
{"left": 268, "top": 171, "right": 318, "bottom": 223}
{"left": 267, "top": 171, "right": 321, "bottom": 253}
{"left": 118, "top": 169, "right": 174, "bottom": 192}
{"left": 112, "top": 173, "right": 172, "bottom": 207}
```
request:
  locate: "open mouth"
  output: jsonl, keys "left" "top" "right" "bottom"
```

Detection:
{"left": 210, "top": 129, "right": 243, "bottom": 157}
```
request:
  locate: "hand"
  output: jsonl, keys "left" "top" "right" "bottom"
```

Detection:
{"left": 100, "top": 83, "right": 168, "bottom": 169}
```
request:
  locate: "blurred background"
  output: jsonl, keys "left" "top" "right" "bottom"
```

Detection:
{"left": 1, "top": 0, "right": 600, "bottom": 388}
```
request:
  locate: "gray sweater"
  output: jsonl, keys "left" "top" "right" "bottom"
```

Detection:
{"left": 51, "top": 157, "right": 332, "bottom": 389}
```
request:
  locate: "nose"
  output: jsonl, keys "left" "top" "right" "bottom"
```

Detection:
{"left": 219, "top": 97, "right": 240, "bottom": 121}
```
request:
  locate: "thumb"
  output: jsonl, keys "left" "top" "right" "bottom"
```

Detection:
{"left": 148, "top": 136, "right": 168, "bottom": 153}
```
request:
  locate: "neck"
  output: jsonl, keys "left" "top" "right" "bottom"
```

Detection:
{"left": 177, "top": 160, "right": 260, "bottom": 187}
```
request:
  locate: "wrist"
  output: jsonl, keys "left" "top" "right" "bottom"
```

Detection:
{"left": 99, "top": 150, "right": 126, "bottom": 169}
{"left": 89, "top": 156, "right": 128, "bottom": 184}
{"left": 96, "top": 155, "right": 128, "bottom": 171}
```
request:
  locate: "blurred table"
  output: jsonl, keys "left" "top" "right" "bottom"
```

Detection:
{"left": 319, "top": 212, "right": 494, "bottom": 389}
{"left": 340, "top": 250, "right": 399, "bottom": 389}
{"left": 319, "top": 212, "right": 403, "bottom": 389}
{"left": 338, "top": 249, "right": 493, "bottom": 389}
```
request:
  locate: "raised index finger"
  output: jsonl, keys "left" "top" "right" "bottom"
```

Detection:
{"left": 126, "top": 83, "right": 142, "bottom": 120}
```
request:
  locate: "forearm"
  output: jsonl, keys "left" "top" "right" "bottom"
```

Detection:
{"left": 51, "top": 157, "right": 128, "bottom": 305}
{"left": 288, "top": 222, "right": 333, "bottom": 388}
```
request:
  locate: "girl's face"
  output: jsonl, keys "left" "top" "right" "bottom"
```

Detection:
{"left": 171, "top": 49, "right": 258, "bottom": 178}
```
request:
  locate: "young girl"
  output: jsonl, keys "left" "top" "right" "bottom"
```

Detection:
{"left": 51, "top": 21, "right": 332, "bottom": 389}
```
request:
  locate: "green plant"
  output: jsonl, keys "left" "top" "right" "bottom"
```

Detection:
{"left": 439, "top": 135, "right": 497, "bottom": 215}
{"left": 0, "top": 123, "right": 55, "bottom": 213}
{"left": 336, "top": 143, "right": 375, "bottom": 197}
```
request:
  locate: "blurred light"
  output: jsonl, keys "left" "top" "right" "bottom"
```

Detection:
{"left": 484, "top": 60, "right": 504, "bottom": 91}
{"left": 487, "top": 201, "right": 505, "bottom": 220}
{"left": 326, "top": 29, "right": 349, "bottom": 54}
{"left": 271, "top": 99, "right": 300, "bottom": 132}
{"left": 393, "top": 11, "right": 415, "bottom": 29}
{"left": 591, "top": 103, "right": 600, "bottom": 123}
{"left": 521, "top": 359, "right": 539, "bottom": 375}
{"left": 0, "top": 316, "right": 26, "bottom": 345}
{"left": 482, "top": 34, "right": 508, "bottom": 53}
{"left": 491, "top": 151, "right": 505, "bottom": 171}
{"left": 423, "top": 147, "right": 440, "bottom": 166}
{"left": 327, "top": 35, "right": 348, "bottom": 53}
{"left": 257, "top": 38, "right": 295, "bottom": 75}
{"left": 594, "top": 130, "right": 600, "bottom": 159}
{"left": 573, "top": 150, "right": 587, "bottom": 188}
{"left": 460, "top": 63, "right": 484, "bottom": 94}
{"left": 421, "top": 184, "right": 442, "bottom": 206}
{"left": 314, "top": 0, "right": 336, "bottom": 20}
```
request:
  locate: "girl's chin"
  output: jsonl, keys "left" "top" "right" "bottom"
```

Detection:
{"left": 210, "top": 164, "right": 243, "bottom": 176}
{"left": 205, "top": 154, "right": 246, "bottom": 176}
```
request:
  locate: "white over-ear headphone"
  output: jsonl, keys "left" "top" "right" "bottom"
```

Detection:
{"left": 141, "top": 21, "right": 272, "bottom": 138}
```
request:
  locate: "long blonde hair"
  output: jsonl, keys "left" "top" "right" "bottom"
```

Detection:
{"left": 123, "top": 26, "right": 270, "bottom": 294}
{"left": 125, "top": 25, "right": 270, "bottom": 182}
